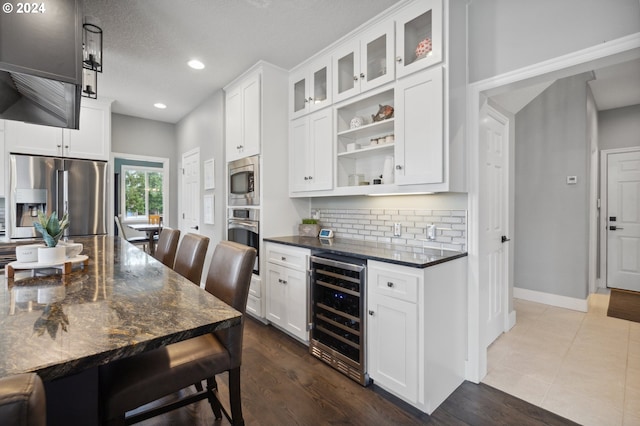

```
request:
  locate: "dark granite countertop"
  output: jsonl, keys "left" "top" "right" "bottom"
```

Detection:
{"left": 263, "top": 236, "right": 467, "bottom": 268}
{"left": 0, "top": 236, "right": 240, "bottom": 381}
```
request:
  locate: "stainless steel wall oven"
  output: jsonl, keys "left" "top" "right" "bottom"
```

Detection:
{"left": 309, "top": 254, "right": 370, "bottom": 386}
{"left": 227, "top": 208, "right": 259, "bottom": 275}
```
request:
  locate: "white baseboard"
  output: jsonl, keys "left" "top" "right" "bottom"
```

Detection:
{"left": 513, "top": 287, "right": 588, "bottom": 312}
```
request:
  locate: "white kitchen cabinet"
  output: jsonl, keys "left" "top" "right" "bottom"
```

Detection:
{"left": 4, "top": 98, "right": 112, "bottom": 161}
{"left": 290, "top": 56, "right": 332, "bottom": 120}
{"left": 367, "top": 260, "right": 420, "bottom": 404}
{"left": 225, "top": 70, "right": 261, "bottom": 162}
{"left": 290, "top": 108, "right": 333, "bottom": 193}
{"left": 265, "top": 243, "right": 310, "bottom": 342}
{"left": 367, "top": 257, "right": 467, "bottom": 414}
{"left": 4, "top": 120, "right": 63, "bottom": 157}
{"left": 394, "top": 0, "right": 443, "bottom": 79}
{"left": 394, "top": 66, "right": 443, "bottom": 185}
{"left": 65, "top": 99, "right": 112, "bottom": 161}
{"left": 332, "top": 20, "right": 395, "bottom": 104}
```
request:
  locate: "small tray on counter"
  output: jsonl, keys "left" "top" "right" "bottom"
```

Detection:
{"left": 5, "top": 255, "right": 89, "bottom": 278}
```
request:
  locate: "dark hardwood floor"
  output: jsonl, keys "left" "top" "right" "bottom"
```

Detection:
{"left": 135, "top": 317, "right": 579, "bottom": 425}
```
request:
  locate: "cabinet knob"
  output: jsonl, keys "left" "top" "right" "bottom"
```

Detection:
{"left": 57, "top": 144, "right": 62, "bottom": 148}
{"left": 387, "top": 282, "right": 394, "bottom": 288}
{"left": 396, "top": 56, "right": 403, "bottom": 63}
{"left": 281, "top": 256, "right": 286, "bottom": 261}
{"left": 304, "top": 176, "right": 308, "bottom": 181}
{"left": 353, "top": 75, "right": 358, "bottom": 81}
{"left": 395, "top": 165, "right": 403, "bottom": 170}
{"left": 308, "top": 97, "right": 313, "bottom": 102}
{"left": 368, "top": 310, "right": 375, "bottom": 316}
{"left": 304, "top": 98, "right": 309, "bottom": 103}
{"left": 308, "top": 176, "right": 313, "bottom": 180}
{"left": 360, "top": 72, "right": 365, "bottom": 79}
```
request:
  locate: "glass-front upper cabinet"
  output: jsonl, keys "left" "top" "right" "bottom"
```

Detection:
{"left": 333, "top": 20, "right": 395, "bottom": 104}
{"left": 394, "top": 0, "right": 443, "bottom": 79}
{"left": 290, "top": 56, "right": 332, "bottom": 119}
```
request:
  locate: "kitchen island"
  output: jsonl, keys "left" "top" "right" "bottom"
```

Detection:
{"left": 0, "top": 235, "right": 240, "bottom": 424}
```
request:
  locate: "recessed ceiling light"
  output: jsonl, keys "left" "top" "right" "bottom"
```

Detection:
{"left": 187, "top": 59, "right": 205, "bottom": 70}
{"left": 154, "top": 103, "right": 167, "bottom": 109}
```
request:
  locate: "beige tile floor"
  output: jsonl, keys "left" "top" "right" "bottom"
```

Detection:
{"left": 484, "top": 293, "right": 640, "bottom": 426}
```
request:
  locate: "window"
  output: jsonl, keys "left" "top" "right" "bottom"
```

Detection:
{"left": 122, "top": 166, "right": 164, "bottom": 220}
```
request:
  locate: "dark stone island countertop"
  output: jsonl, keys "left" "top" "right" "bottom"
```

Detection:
{"left": 0, "top": 235, "right": 241, "bottom": 382}
{"left": 263, "top": 236, "right": 467, "bottom": 268}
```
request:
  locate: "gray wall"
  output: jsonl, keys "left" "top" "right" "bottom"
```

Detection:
{"left": 175, "top": 90, "right": 226, "bottom": 276}
{"left": 599, "top": 104, "right": 640, "bottom": 150}
{"left": 111, "top": 113, "right": 178, "bottom": 227}
{"left": 514, "top": 73, "right": 593, "bottom": 299}
{"left": 468, "top": 0, "right": 640, "bottom": 82}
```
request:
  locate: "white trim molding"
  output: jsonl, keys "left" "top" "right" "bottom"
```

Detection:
{"left": 513, "top": 287, "right": 588, "bottom": 312}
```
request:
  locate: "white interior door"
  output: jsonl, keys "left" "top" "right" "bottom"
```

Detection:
{"left": 479, "top": 105, "right": 510, "bottom": 347}
{"left": 606, "top": 149, "right": 640, "bottom": 291}
{"left": 181, "top": 149, "right": 200, "bottom": 234}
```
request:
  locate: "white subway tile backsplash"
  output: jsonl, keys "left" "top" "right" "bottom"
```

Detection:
{"left": 316, "top": 207, "right": 467, "bottom": 252}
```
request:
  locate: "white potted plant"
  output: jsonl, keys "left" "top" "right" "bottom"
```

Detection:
{"left": 33, "top": 211, "right": 69, "bottom": 264}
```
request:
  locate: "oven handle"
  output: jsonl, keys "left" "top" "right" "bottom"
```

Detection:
{"left": 227, "top": 220, "right": 259, "bottom": 232}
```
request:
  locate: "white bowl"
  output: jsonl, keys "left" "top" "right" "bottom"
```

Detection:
{"left": 60, "top": 242, "right": 83, "bottom": 258}
{"left": 37, "top": 246, "right": 66, "bottom": 264}
{"left": 16, "top": 244, "right": 44, "bottom": 263}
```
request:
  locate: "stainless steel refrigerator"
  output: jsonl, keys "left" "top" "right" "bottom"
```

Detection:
{"left": 10, "top": 154, "right": 108, "bottom": 239}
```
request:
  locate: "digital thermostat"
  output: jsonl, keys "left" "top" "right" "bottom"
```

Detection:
{"left": 319, "top": 228, "right": 334, "bottom": 238}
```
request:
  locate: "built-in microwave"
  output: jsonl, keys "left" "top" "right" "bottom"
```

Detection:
{"left": 228, "top": 155, "right": 259, "bottom": 206}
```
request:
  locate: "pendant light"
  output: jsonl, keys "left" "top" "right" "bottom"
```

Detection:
{"left": 82, "top": 22, "right": 103, "bottom": 98}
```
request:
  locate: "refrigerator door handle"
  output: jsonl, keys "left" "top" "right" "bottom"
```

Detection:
{"left": 63, "top": 170, "right": 69, "bottom": 214}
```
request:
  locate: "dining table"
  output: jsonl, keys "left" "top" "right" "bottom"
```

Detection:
{"left": 0, "top": 235, "right": 240, "bottom": 425}
{"left": 127, "top": 222, "right": 162, "bottom": 255}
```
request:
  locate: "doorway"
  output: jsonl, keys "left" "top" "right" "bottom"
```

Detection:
{"left": 180, "top": 148, "right": 200, "bottom": 234}
{"left": 110, "top": 152, "right": 170, "bottom": 236}
{"left": 466, "top": 34, "right": 640, "bottom": 383}
{"left": 600, "top": 147, "right": 640, "bottom": 291}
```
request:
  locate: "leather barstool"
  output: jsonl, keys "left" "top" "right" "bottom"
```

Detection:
{"left": 173, "top": 233, "right": 210, "bottom": 286}
{"left": 152, "top": 227, "right": 180, "bottom": 268}
{"left": 99, "top": 241, "right": 257, "bottom": 426}
{"left": 0, "top": 373, "right": 46, "bottom": 426}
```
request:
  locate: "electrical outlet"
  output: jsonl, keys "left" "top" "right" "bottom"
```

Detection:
{"left": 427, "top": 224, "right": 437, "bottom": 240}
{"left": 393, "top": 223, "right": 401, "bottom": 237}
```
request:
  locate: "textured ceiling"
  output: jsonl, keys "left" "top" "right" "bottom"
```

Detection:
{"left": 82, "top": 0, "right": 400, "bottom": 123}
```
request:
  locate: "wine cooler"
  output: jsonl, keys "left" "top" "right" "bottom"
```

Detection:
{"left": 309, "top": 254, "right": 370, "bottom": 386}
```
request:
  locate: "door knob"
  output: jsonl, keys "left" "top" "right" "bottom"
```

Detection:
{"left": 396, "top": 56, "right": 402, "bottom": 62}
{"left": 360, "top": 72, "right": 365, "bottom": 78}
{"left": 395, "top": 165, "right": 403, "bottom": 170}
{"left": 368, "top": 310, "right": 375, "bottom": 316}
{"left": 353, "top": 75, "right": 358, "bottom": 81}
{"left": 501, "top": 236, "right": 510, "bottom": 243}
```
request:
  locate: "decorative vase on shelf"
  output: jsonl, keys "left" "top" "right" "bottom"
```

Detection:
{"left": 415, "top": 37, "right": 432, "bottom": 59}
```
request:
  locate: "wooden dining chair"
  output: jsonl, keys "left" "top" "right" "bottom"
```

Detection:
{"left": 152, "top": 227, "right": 180, "bottom": 268}
{"left": 98, "top": 241, "right": 257, "bottom": 426}
{"left": 173, "top": 233, "right": 210, "bottom": 286}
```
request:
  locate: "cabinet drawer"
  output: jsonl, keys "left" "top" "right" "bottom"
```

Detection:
{"left": 246, "top": 294, "right": 262, "bottom": 317}
{"left": 369, "top": 261, "right": 420, "bottom": 303}
{"left": 266, "top": 243, "right": 309, "bottom": 271}
{"left": 249, "top": 275, "right": 261, "bottom": 298}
